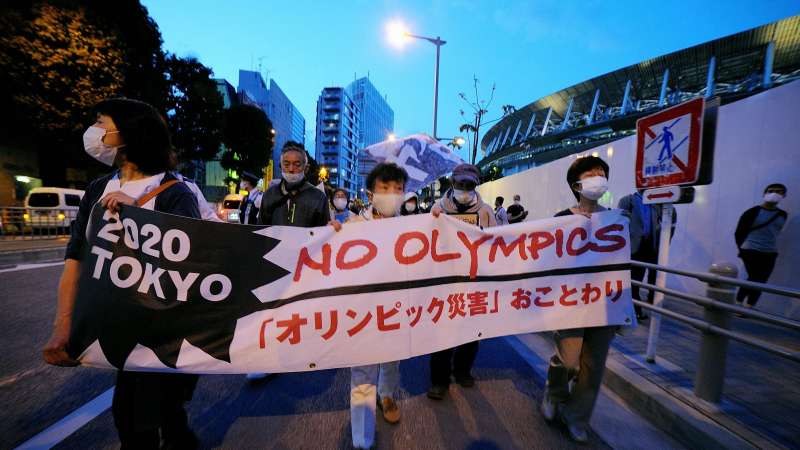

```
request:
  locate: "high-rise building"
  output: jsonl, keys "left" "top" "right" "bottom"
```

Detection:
{"left": 346, "top": 77, "right": 394, "bottom": 197}
{"left": 237, "top": 70, "right": 306, "bottom": 179}
{"left": 314, "top": 87, "right": 361, "bottom": 193}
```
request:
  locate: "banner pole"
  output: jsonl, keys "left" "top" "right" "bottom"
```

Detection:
{"left": 645, "top": 203, "right": 673, "bottom": 363}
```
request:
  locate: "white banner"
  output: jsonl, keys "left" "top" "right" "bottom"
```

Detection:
{"left": 71, "top": 206, "right": 634, "bottom": 374}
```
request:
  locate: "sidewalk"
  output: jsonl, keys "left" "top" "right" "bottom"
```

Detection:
{"left": 0, "top": 237, "right": 67, "bottom": 266}
{"left": 610, "top": 300, "right": 799, "bottom": 449}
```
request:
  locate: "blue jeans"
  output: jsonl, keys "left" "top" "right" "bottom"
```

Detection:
{"left": 350, "top": 362, "right": 400, "bottom": 448}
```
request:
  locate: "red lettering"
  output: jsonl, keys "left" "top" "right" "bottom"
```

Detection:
{"left": 555, "top": 228, "right": 564, "bottom": 257}
{"left": 489, "top": 234, "right": 528, "bottom": 263}
{"left": 394, "top": 232, "right": 429, "bottom": 265}
{"left": 527, "top": 231, "right": 555, "bottom": 260}
{"left": 431, "top": 229, "right": 461, "bottom": 262}
{"left": 293, "top": 244, "right": 332, "bottom": 282}
{"left": 336, "top": 239, "right": 377, "bottom": 270}
{"left": 457, "top": 232, "right": 493, "bottom": 279}
{"left": 566, "top": 227, "right": 591, "bottom": 256}
{"left": 592, "top": 223, "right": 627, "bottom": 252}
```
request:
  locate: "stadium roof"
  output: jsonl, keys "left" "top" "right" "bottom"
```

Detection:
{"left": 479, "top": 15, "right": 800, "bottom": 169}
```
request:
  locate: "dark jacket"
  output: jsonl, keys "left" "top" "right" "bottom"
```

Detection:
{"left": 65, "top": 171, "right": 200, "bottom": 261}
{"left": 239, "top": 191, "right": 262, "bottom": 225}
{"left": 735, "top": 206, "right": 788, "bottom": 249}
{"left": 618, "top": 193, "right": 677, "bottom": 255}
{"left": 259, "top": 180, "right": 329, "bottom": 227}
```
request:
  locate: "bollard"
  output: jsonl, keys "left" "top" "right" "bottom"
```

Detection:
{"left": 694, "top": 261, "right": 738, "bottom": 403}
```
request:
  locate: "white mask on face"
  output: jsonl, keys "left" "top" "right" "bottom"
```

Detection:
{"left": 578, "top": 176, "right": 608, "bottom": 200}
{"left": 333, "top": 198, "right": 348, "bottom": 210}
{"left": 453, "top": 189, "right": 476, "bottom": 204}
{"left": 764, "top": 192, "right": 784, "bottom": 204}
{"left": 83, "top": 126, "right": 120, "bottom": 166}
{"left": 282, "top": 171, "right": 304, "bottom": 185}
{"left": 372, "top": 193, "right": 403, "bottom": 217}
{"left": 405, "top": 201, "right": 417, "bottom": 211}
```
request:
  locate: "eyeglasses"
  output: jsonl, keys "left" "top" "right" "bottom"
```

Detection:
{"left": 281, "top": 161, "right": 304, "bottom": 170}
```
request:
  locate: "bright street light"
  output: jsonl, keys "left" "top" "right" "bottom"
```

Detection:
{"left": 387, "top": 133, "right": 396, "bottom": 142}
{"left": 385, "top": 19, "right": 446, "bottom": 139}
{"left": 454, "top": 136, "right": 466, "bottom": 147}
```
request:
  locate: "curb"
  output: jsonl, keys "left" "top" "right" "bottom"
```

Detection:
{"left": 0, "top": 247, "right": 65, "bottom": 266}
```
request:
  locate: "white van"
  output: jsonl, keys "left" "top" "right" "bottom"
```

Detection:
{"left": 24, "top": 187, "right": 85, "bottom": 229}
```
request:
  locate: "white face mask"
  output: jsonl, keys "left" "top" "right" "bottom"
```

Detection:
{"left": 372, "top": 193, "right": 403, "bottom": 217}
{"left": 282, "top": 171, "right": 304, "bottom": 185}
{"left": 83, "top": 126, "right": 120, "bottom": 166}
{"left": 405, "top": 201, "right": 417, "bottom": 211}
{"left": 333, "top": 198, "right": 348, "bottom": 210}
{"left": 764, "top": 192, "right": 784, "bottom": 204}
{"left": 453, "top": 189, "right": 476, "bottom": 204}
{"left": 514, "top": 199, "right": 520, "bottom": 204}
{"left": 578, "top": 176, "right": 608, "bottom": 201}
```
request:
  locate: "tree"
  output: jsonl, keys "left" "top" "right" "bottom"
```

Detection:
{"left": 458, "top": 76, "right": 496, "bottom": 165}
{"left": 164, "top": 55, "right": 224, "bottom": 167}
{"left": 481, "top": 164, "right": 503, "bottom": 183}
{"left": 221, "top": 104, "right": 273, "bottom": 184}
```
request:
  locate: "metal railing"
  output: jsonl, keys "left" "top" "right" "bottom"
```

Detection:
{"left": 630, "top": 260, "right": 800, "bottom": 403}
{"left": 0, "top": 206, "right": 77, "bottom": 240}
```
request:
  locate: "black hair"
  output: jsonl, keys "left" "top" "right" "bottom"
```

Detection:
{"left": 331, "top": 187, "right": 349, "bottom": 203}
{"left": 566, "top": 156, "right": 610, "bottom": 200}
{"left": 92, "top": 98, "right": 175, "bottom": 175}
{"left": 366, "top": 162, "right": 408, "bottom": 191}
{"left": 764, "top": 183, "right": 787, "bottom": 194}
{"left": 495, "top": 196, "right": 504, "bottom": 205}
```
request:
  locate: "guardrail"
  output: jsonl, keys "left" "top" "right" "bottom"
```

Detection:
{"left": 0, "top": 206, "right": 77, "bottom": 240}
{"left": 631, "top": 260, "right": 800, "bottom": 403}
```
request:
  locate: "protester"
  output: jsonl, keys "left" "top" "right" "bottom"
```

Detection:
{"left": 541, "top": 155, "right": 616, "bottom": 444}
{"left": 507, "top": 194, "right": 529, "bottom": 224}
{"left": 330, "top": 187, "right": 352, "bottom": 222}
{"left": 248, "top": 141, "right": 332, "bottom": 381}
{"left": 238, "top": 171, "right": 262, "bottom": 224}
{"left": 494, "top": 196, "right": 509, "bottom": 225}
{"left": 618, "top": 191, "right": 677, "bottom": 321}
{"left": 401, "top": 191, "right": 420, "bottom": 215}
{"left": 735, "top": 183, "right": 789, "bottom": 308}
{"left": 172, "top": 172, "right": 222, "bottom": 222}
{"left": 340, "top": 162, "right": 406, "bottom": 449}
{"left": 43, "top": 98, "right": 200, "bottom": 449}
{"left": 428, "top": 164, "right": 497, "bottom": 401}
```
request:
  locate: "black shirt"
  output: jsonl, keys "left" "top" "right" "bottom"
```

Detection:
{"left": 65, "top": 171, "right": 200, "bottom": 261}
{"left": 259, "top": 180, "right": 329, "bottom": 227}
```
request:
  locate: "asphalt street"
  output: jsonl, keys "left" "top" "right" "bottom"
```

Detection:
{"left": 0, "top": 263, "right": 630, "bottom": 449}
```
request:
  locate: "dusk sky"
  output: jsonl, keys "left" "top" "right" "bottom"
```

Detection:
{"left": 142, "top": 0, "right": 799, "bottom": 162}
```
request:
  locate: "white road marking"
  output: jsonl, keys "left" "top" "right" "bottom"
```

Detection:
{"left": 0, "top": 261, "right": 64, "bottom": 273}
{"left": 14, "top": 387, "right": 114, "bottom": 450}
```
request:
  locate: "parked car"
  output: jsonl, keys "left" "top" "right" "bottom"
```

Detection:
{"left": 24, "top": 187, "right": 84, "bottom": 231}
{"left": 217, "top": 194, "right": 243, "bottom": 223}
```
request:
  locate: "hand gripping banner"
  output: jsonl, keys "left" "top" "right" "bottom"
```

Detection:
{"left": 68, "top": 205, "right": 634, "bottom": 373}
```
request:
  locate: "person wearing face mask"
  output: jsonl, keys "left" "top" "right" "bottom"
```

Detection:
{"left": 494, "top": 196, "right": 509, "bottom": 225}
{"left": 427, "top": 164, "right": 496, "bottom": 402}
{"left": 734, "top": 183, "right": 789, "bottom": 308}
{"left": 43, "top": 98, "right": 201, "bottom": 450}
{"left": 341, "top": 163, "right": 407, "bottom": 448}
{"left": 401, "top": 191, "right": 420, "bottom": 215}
{"left": 330, "top": 187, "right": 352, "bottom": 222}
{"left": 506, "top": 194, "right": 529, "bottom": 224}
{"left": 541, "top": 156, "right": 617, "bottom": 444}
{"left": 258, "top": 142, "right": 330, "bottom": 227}
{"left": 238, "top": 171, "right": 262, "bottom": 224}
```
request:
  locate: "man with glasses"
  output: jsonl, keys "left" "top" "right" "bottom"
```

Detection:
{"left": 247, "top": 141, "right": 330, "bottom": 381}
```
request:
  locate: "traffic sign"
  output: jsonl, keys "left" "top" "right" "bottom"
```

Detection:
{"left": 642, "top": 186, "right": 680, "bottom": 204}
{"left": 635, "top": 98, "right": 705, "bottom": 189}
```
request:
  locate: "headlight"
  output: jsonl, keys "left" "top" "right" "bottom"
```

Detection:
{"left": 58, "top": 213, "right": 65, "bottom": 220}
{"left": 23, "top": 213, "right": 30, "bottom": 221}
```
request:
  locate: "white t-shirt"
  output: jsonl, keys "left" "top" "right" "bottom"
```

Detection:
{"left": 100, "top": 173, "right": 166, "bottom": 211}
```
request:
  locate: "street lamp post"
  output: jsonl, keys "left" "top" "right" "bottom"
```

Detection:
{"left": 386, "top": 21, "right": 446, "bottom": 139}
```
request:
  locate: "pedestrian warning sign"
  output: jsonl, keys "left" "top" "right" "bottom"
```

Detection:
{"left": 635, "top": 98, "right": 705, "bottom": 189}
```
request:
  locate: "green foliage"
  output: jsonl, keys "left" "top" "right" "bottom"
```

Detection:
{"left": 164, "top": 55, "right": 224, "bottom": 163}
{"left": 220, "top": 104, "right": 273, "bottom": 183}
{"left": 481, "top": 164, "right": 503, "bottom": 183}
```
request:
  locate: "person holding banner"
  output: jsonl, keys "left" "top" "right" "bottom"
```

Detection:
{"left": 342, "top": 162, "right": 407, "bottom": 448}
{"left": 541, "top": 155, "right": 616, "bottom": 444}
{"left": 427, "top": 164, "right": 497, "bottom": 400}
{"left": 43, "top": 98, "right": 201, "bottom": 449}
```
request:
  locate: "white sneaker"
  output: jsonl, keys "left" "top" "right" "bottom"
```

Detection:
{"left": 246, "top": 373, "right": 270, "bottom": 381}
{"left": 540, "top": 394, "right": 558, "bottom": 421}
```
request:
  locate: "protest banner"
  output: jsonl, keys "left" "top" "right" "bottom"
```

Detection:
{"left": 68, "top": 205, "right": 634, "bottom": 374}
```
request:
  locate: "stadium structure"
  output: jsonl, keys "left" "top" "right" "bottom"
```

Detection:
{"left": 478, "top": 15, "right": 800, "bottom": 175}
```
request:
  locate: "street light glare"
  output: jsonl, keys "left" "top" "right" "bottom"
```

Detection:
{"left": 386, "top": 20, "right": 410, "bottom": 47}
{"left": 387, "top": 133, "right": 396, "bottom": 141}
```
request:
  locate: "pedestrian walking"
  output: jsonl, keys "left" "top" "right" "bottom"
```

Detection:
{"left": 507, "top": 194, "right": 529, "bottom": 224}
{"left": 494, "top": 196, "right": 509, "bottom": 225}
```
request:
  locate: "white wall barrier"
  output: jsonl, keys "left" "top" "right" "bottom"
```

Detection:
{"left": 478, "top": 80, "right": 800, "bottom": 319}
